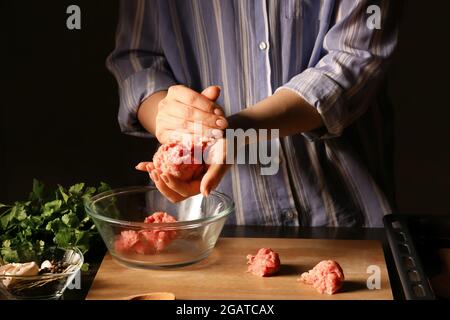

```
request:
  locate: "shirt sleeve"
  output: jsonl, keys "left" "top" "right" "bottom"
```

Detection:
{"left": 276, "top": 0, "right": 401, "bottom": 140}
{"left": 106, "top": 0, "right": 177, "bottom": 138}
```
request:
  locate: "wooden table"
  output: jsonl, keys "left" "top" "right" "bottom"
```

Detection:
{"left": 58, "top": 226, "right": 402, "bottom": 300}
{"left": 87, "top": 237, "right": 392, "bottom": 300}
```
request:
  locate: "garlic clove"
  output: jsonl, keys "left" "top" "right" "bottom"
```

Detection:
{"left": 40, "top": 260, "right": 53, "bottom": 270}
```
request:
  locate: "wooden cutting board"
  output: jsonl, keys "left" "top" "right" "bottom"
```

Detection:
{"left": 87, "top": 237, "right": 392, "bottom": 300}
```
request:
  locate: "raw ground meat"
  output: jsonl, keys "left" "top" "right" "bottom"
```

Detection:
{"left": 114, "top": 230, "right": 140, "bottom": 253}
{"left": 246, "top": 248, "right": 280, "bottom": 277}
{"left": 153, "top": 136, "right": 211, "bottom": 181}
{"left": 114, "top": 212, "right": 178, "bottom": 254}
{"left": 143, "top": 211, "right": 177, "bottom": 224}
{"left": 298, "top": 260, "right": 345, "bottom": 295}
{"left": 140, "top": 212, "right": 178, "bottom": 252}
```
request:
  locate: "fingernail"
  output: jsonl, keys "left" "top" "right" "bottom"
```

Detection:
{"left": 216, "top": 118, "right": 227, "bottom": 128}
{"left": 152, "top": 171, "right": 159, "bottom": 182}
{"left": 161, "top": 174, "right": 169, "bottom": 184}
{"left": 214, "top": 108, "right": 223, "bottom": 116}
{"left": 212, "top": 129, "right": 223, "bottom": 139}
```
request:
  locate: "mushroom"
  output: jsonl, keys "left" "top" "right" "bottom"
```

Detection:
{"left": 0, "top": 262, "right": 39, "bottom": 288}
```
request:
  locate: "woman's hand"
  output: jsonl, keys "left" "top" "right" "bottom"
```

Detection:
{"left": 136, "top": 161, "right": 201, "bottom": 202}
{"left": 152, "top": 85, "right": 227, "bottom": 144}
{"left": 135, "top": 85, "right": 230, "bottom": 202}
{"left": 135, "top": 137, "right": 230, "bottom": 202}
{"left": 144, "top": 139, "right": 230, "bottom": 201}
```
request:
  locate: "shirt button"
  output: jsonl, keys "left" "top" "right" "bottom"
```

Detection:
{"left": 286, "top": 211, "right": 295, "bottom": 220}
{"left": 282, "top": 209, "right": 296, "bottom": 220}
{"left": 258, "top": 41, "right": 268, "bottom": 51}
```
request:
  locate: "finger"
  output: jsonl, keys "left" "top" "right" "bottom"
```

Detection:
{"left": 201, "top": 86, "right": 226, "bottom": 116}
{"left": 204, "top": 139, "right": 228, "bottom": 165}
{"left": 168, "top": 85, "right": 217, "bottom": 113}
{"left": 135, "top": 162, "right": 152, "bottom": 172}
{"left": 213, "top": 107, "right": 225, "bottom": 116}
{"left": 151, "top": 170, "right": 186, "bottom": 203}
{"left": 159, "top": 173, "right": 201, "bottom": 198}
{"left": 145, "top": 163, "right": 156, "bottom": 171}
{"left": 201, "top": 86, "right": 221, "bottom": 102}
{"left": 164, "top": 100, "right": 227, "bottom": 129}
{"left": 200, "top": 164, "right": 230, "bottom": 197}
{"left": 146, "top": 164, "right": 156, "bottom": 182}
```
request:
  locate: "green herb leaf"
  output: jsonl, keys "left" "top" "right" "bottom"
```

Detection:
{"left": 1, "top": 246, "right": 19, "bottom": 263}
{"left": 58, "top": 185, "right": 70, "bottom": 203}
{"left": 3, "top": 239, "right": 12, "bottom": 248}
{"left": 29, "top": 179, "right": 45, "bottom": 201}
{"left": 46, "top": 218, "right": 63, "bottom": 232}
{"left": 75, "top": 230, "right": 92, "bottom": 254}
{"left": 69, "top": 183, "right": 85, "bottom": 195}
{"left": 0, "top": 179, "right": 110, "bottom": 264}
{"left": 42, "top": 200, "right": 63, "bottom": 218}
{"left": 98, "top": 182, "right": 111, "bottom": 194}
{"left": 1, "top": 240, "right": 19, "bottom": 262}
{"left": 54, "top": 228, "right": 74, "bottom": 248}
{"left": 62, "top": 212, "right": 79, "bottom": 227}
{"left": 15, "top": 206, "right": 27, "bottom": 221}
{"left": 37, "top": 240, "right": 45, "bottom": 249}
{"left": 0, "top": 209, "right": 13, "bottom": 229}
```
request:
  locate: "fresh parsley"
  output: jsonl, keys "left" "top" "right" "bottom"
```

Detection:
{"left": 0, "top": 179, "right": 110, "bottom": 266}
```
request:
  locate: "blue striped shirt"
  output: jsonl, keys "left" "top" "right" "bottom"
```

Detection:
{"left": 106, "top": 0, "right": 401, "bottom": 227}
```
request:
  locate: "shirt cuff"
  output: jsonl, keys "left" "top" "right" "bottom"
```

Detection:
{"left": 117, "top": 68, "right": 177, "bottom": 138}
{"left": 276, "top": 68, "right": 346, "bottom": 141}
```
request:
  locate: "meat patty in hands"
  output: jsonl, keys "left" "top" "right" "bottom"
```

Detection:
{"left": 152, "top": 136, "right": 210, "bottom": 182}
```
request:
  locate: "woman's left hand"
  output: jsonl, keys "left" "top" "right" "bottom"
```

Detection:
{"left": 135, "top": 137, "right": 230, "bottom": 202}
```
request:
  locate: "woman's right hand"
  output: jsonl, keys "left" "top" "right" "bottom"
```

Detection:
{"left": 154, "top": 85, "right": 227, "bottom": 144}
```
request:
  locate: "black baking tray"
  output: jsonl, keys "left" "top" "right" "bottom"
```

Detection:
{"left": 384, "top": 214, "right": 450, "bottom": 300}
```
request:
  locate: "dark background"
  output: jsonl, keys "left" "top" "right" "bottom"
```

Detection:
{"left": 1, "top": 1, "right": 449, "bottom": 215}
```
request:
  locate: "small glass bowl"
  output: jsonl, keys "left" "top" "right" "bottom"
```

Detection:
{"left": 85, "top": 186, "right": 234, "bottom": 269}
{"left": 0, "top": 247, "right": 83, "bottom": 300}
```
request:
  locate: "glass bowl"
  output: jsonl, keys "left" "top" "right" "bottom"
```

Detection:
{"left": 85, "top": 186, "right": 234, "bottom": 269}
{"left": 0, "top": 247, "right": 83, "bottom": 300}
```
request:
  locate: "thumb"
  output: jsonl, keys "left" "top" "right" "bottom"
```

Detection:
{"left": 200, "top": 164, "right": 229, "bottom": 197}
{"left": 201, "top": 86, "right": 221, "bottom": 102}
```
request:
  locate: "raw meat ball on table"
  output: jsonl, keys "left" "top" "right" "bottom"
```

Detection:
{"left": 246, "top": 248, "right": 281, "bottom": 277}
{"left": 298, "top": 260, "right": 345, "bottom": 295}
